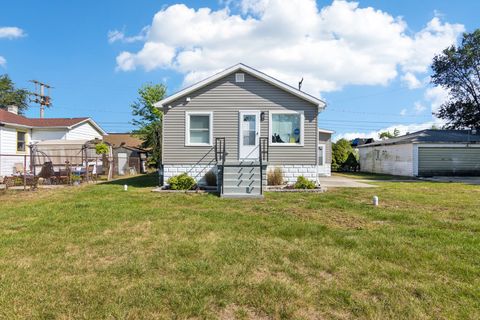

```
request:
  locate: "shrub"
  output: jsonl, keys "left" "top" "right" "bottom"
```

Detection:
{"left": 168, "top": 173, "right": 196, "bottom": 190}
{"left": 205, "top": 171, "right": 217, "bottom": 186}
{"left": 267, "top": 167, "right": 284, "bottom": 185}
{"left": 95, "top": 142, "right": 109, "bottom": 155}
{"left": 294, "top": 176, "right": 316, "bottom": 189}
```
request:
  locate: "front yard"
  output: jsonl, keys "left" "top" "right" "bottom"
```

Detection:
{"left": 1, "top": 175, "right": 479, "bottom": 319}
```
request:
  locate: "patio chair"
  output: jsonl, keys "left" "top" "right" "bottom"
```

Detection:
{"left": 87, "top": 163, "right": 97, "bottom": 182}
{"left": 13, "top": 163, "right": 24, "bottom": 174}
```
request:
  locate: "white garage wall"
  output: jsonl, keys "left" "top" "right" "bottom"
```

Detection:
{"left": 66, "top": 122, "right": 103, "bottom": 140}
{"left": 359, "top": 143, "right": 414, "bottom": 176}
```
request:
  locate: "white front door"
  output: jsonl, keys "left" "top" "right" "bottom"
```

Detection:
{"left": 239, "top": 111, "right": 260, "bottom": 160}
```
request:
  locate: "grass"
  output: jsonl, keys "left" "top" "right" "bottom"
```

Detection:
{"left": 0, "top": 174, "right": 479, "bottom": 319}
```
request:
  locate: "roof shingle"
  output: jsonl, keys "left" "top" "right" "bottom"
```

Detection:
{"left": 0, "top": 109, "right": 88, "bottom": 127}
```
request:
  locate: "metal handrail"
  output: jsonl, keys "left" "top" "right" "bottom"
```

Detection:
{"left": 215, "top": 137, "right": 226, "bottom": 194}
{"left": 259, "top": 137, "right": 269, "bottom": 162}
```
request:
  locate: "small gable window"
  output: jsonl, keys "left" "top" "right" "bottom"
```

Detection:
{"left": 235, "top": 73, "right": 245, "bottom": 83}
{"left": 186, "top": 112, "right": 213, "bottom": 146}
{"left": 17, "top": 131, "right": 26, "bottom": 152}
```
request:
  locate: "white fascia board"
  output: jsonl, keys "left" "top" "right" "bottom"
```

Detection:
{"left": 154, "top": 63, "right": 326, "bottom": 110}
{"left": 1, "top": 122, "right": 33, "bottom": 129}
{"left": 318, "top": 128, "right": 335, "bottom": 134}
{"left": 68, "top": 118, "right": 108, "bottom": 136}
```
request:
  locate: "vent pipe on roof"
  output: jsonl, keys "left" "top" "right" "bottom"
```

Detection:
{"left": 7, "top": 105, "right": 18, "bottom": 115}
{"left": 298, "top": 77, "right": 303, "bottom": 91}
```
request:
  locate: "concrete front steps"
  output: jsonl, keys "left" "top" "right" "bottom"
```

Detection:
{"left": 219, "top": 161, "right": 266, "bottom": 198}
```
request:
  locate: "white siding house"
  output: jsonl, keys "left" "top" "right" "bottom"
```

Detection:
{"left": 0, "top": 107, "right": 106, "bottom": 177}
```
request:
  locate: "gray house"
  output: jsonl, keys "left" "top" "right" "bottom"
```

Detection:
{"left": 358, "top": 129, "right": 480, "bottom": 177}
{"left": 155, "top": 64, "right": 331, "bottom": 197}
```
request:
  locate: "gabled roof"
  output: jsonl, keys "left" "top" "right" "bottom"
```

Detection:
{"left": 154, "top": 63, "right": 326, "bottom": 109}
{"left": 358, "top": 129, "right": 480, "bottom": 147}
{"left": 103, "top": 133, "right": 145, "bottom": 149}
{"left": 0, "top": 109, "right": 107, "bottom": 135}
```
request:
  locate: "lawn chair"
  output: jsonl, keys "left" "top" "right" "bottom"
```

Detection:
{"left": 13, "top": 163, "right": 24, "bottom": 174}
{"left": 87, "top": 162, "right": 97, "bottom": 182}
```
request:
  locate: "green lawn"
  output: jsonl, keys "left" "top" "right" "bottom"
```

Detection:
{"left": 1, "top": 175, "right": 479, "bottom": 319}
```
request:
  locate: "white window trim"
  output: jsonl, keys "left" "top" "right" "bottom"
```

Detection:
{"left": 318, "top": 143, "right": 326, "bottom": 166}
{"left": 185, "top": 111, "right": 213, "bottom": 147}
{"left": 268, "top": 110, "right": 304, "bottom": 147}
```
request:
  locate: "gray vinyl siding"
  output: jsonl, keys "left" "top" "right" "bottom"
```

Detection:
{"left": 418, "top": 146, "right": 480, "bottom": 176}
{"left": 318, "top": 132, "right": 332, "bottom": 164}
{"left": 163, "top": 72, "right": 318, "bottom": 165}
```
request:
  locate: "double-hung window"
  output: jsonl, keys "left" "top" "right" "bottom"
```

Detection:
{"left": 269, "top": 111, "right": 304, "bottom": 146}
{"left": 185, "top": 112, "right": 213, "bottom": 146}
{"left": 17, "top": 131, "right": 26, "bottom": 152}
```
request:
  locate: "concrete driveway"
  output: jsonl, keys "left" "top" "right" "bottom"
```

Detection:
{"left": 318, "top": 175, "right": 376, "bottom": 188}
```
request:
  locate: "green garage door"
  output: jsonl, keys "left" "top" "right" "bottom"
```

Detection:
{"left": 418, "top": 147, "right": 480, "bottom": 176}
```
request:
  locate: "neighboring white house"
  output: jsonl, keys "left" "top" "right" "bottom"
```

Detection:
{"left": 358, "top": 129, "right": 480, "bottom": 177}
{"left": 0, "top": 106, "right": 106, "bottom": 177}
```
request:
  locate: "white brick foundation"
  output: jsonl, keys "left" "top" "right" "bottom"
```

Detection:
{"left": 267, "top": 164, "right": 331, "bottom": 185}
{"left": 162, "top": 163, "right": 331, "bottom": 187}
{"left": 162, "top": 164, "right": 216, "bottom": 186}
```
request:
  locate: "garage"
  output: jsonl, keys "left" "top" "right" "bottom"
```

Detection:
{"left": 418, "top": 146, "right": 480, "bottom": 176}
{"left": 358, "top": 129, "right": 480, "bottom": 177}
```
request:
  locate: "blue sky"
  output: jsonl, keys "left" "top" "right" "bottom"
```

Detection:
{"left": 1, "top": 0, "right": 478, "bottom": 139}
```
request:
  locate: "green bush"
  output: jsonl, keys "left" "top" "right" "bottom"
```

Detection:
{"left": 95, "top": 142, "right": 109, "bottom": 155}
{"left": 267, "top": 167, "right": 284, "bottom": 185}
{"left": 294, "top": 176, "right": 316, "bottom": 189}
{"left": 168, "top": 173, "right": 196, "bottom": 190}
{"left": 204, "top": 171, "right": 217, "bottom": 186}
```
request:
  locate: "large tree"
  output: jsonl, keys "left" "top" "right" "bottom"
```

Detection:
{"left": 0, "top": 74, "right": 29, "bottom": 114}
{"left": 131, "top": 83, "right": 166, "bottom": 167}
{"left": 431, "top": 29, "right": 480, "bottom": 129}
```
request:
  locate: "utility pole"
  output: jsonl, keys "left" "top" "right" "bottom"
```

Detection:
{"left": 30, "top": 80, "right": 52, "bottom": 118}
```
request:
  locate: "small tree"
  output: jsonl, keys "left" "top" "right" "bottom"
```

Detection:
{"left": 131, "top": 83, "right": 166, "bottom": 167}
{"left": 431, "top": 29, "right": 480, "bottom": 129}
{"left": 0, "top": 74, "right": 29, "bottom": 114}
{"left": 379, "top": 128, "right": 400, "bottom": 140}
{"left": 332, "top": 139, "right": 354, "bottom": 170}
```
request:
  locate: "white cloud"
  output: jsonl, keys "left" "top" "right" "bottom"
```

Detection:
{"left": 414, "top": 101, "right": 427, "bottom": 114}
{"left": 401, "top": 72, "right": 422, "bottom": 89}
{"left": 400, "top": 108, "right": 407, "bottom": 116}
{"left": 0, "top": 56, "right": 6, "bottom": 67}
{"left": 108, "top": 27, "right": 149, "bottom": 44}
{"left": 0, "top": 26, "right": 25, "bottom": 39}
{"left": 425, "top": 86, "right": 449, "bottom": 113}
{"left": 401, "top": 17, "right": 464, "bottom": 73}
{"left": 112, "top": 0, "right": 464, "bottom": 96}
{"left": 335, "top": 118, "right": 446, "bottom": 141}
{"left": 116, "top": 42, "right": 175, "bottom": 72}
